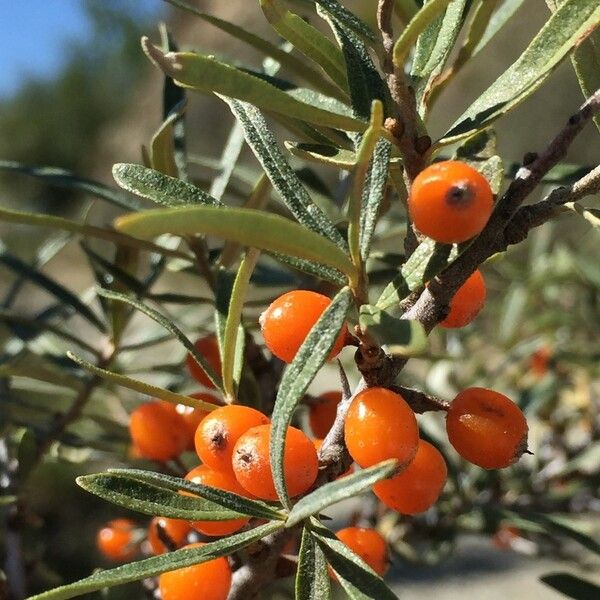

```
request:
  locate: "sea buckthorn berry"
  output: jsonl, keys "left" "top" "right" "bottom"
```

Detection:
{"left": 96, "top": 519, "right": 139, "bottom": 562}
{"left": 195, "top": 405, "right": 270, "bottom": 474}
{"left": 409, "top": 160, "right": 493, "bottom": 244}
{"left": 159, "top": 542, "right": 231, "bottom": 600}
{"left": 344, "top": 387, "right": 419, "bottom": 469}
{"left": 335, "top": 527, "right": 388, "bottom": 577}
{"left": 373, "top": 439, "right": 447, "bottom": 514}
{"left": 440, "top": 269, "right": 486, "bottom": 329}
{"left": 186, "top": 335, "right": 222, "bottom": 388}
{"left": 446, "top": 387, "right": 528, "bottom": 469}
{"left": 232, "top": 425, "right": 318, "bottom": 500}
{"left": 147, "top": 517, "right": 191, "bottom": 555}
{"left": 129, "top": 401, "right": 188, "bottom": 462}
{"left": 309, "top": 391, "right": 342, "bottom": 438}
{"left": 184, "top": 466, "right": 250, "bottom": 536}
{"left": 177, "top": 393, "right": 220, "bottom": 450}
{"left": 259, "top": 290, "right": 347, "bottom": 363}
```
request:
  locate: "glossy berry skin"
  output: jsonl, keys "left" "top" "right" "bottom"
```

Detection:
{"left": 439, "top": 269, "right": 486, "bottom": 328}
{"left": 373, "top": 440, "right": 447, "bottom": 514}
{"left": 186, "top": 335, "right": 222, "bottom": 389}
{"left": 409, "top": 160, "right": 493, "bottom": 244}
{"left": 446, "top": 387, "right": 528, "bottom": 469}
{"left": 344, "top": 388, "right": 419, "bottom": 469}
{"left": 309, "top": 391, "right": 342, "bottom": 438}
{"left": 232, "top": 425, "right": 318, "bottom": 500}
{"left": 336, "top": 528, "right": 388, "bottom": 577}
{"left": 195, "top": 405, "right": 270, "bottom": 474}
{"left": 96, "top": 519, "right": 138, "bottom": 562}
{"left": 185, "top": 466, "right": 249, "bottom": 536}
{"left": 177, "top": 393, "right": 220, "bottom": 450}
{"left": 159, "top": 543, "right": 231, "bottom": 600}
{"left": 259, "top": 290, "right": 347, "bottom": 363}
{"left": 129, "top": 401, "right": 188, "bottom": 462}
{"left": 147, "top": 517, "right": 191, "bottom": 555}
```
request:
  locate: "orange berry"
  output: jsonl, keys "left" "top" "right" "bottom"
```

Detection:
{"left": 232, "top": 425, "right": 318, "bottom": 500}
{"left": 530, "top": 346, "right": 552, "bottom": 377}
{"left": 129, "top": 401, "right": 188, "bottom": 462}
{"left": 96, "top": 519, "right": 139, "bottom": 562}
{"left": 313, "top": 438, "right": 353, "bottom": 478}
{"left": 177, "top": 393, "right": 220, "bottom": 450}
{"left": 186, "top": 335, "right": 221, "bottom": 388}
{"left": 446, "top": 387, "right": 528, "bottom": 469}
{"left": 259, "top": 290, "right": 347, "bottom": 363}
{"left": 409, "top": 160, "right": 493, "bottom": 244}
{"left": 147, "top": 517, "right": 191, "bottom": 555}
{"left": 373, "top": 440, "right": 447, "bottom": 514}
{"left": 344, "top": 387, "right": 419, "bottom": 469}
{"left": 159, "top": 542, "right": 231, "bottom": 600}
{"left": 184, "top": 466, "right": 249, "bottom": 536}
{"left": 309, "top": 391, "right": 342, "bottom": 438}
{"left": 439, "top": 269, "right": 486, "bottom": 329}
{"left": 336, "top": 527, "right": 388, "bottom": 577}
{"left": 195, "top": 405, "right": 270, "bottom": 474}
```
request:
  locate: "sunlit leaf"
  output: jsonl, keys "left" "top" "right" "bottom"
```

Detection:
{"left": 296, "top": 527, "right": 332, "bottom": 600}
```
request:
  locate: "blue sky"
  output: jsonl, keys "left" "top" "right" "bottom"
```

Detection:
{"left": 0, "top": 1, "right": 164, "bottom": 98}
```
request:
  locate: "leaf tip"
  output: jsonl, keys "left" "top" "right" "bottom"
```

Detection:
{"left": 141, "top": 36, "right": 182, "bottom": 77}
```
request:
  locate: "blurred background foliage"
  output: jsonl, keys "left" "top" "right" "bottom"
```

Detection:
{"left": 0, "top": 1, "right": 599, "bottom": 599}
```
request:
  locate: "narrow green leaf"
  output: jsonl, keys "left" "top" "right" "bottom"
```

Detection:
{"left": 113, "top": 163, "right": 222, "bottom": 208}
{"left": 222, "top": 249, "right": 260, "bottom": 400}
{"left": 162, "top": 0, "right": 342, "bottom": 98}
{"left": 321, "top": 12, "right": 389, "bottom": 119}
{"left": 96, "top": 289, "right": 223, "bottom": 391}
{"left": 0, "top": 495, "right": 17, "bottom": 507}
{"left": 115, "top": 206, "right": 357, "bottom": 280}
{"left": 442, "top": 0, "right": 600, "bottom": 144}
{"left": 66, "top": 352, "right": 213, "bottom": 411}
{"left": 223, "top": 98, "right": 347, "bottom": 250}
{"left": 25, "top": 521, "right": 282, "bottom": 600}
{"left": 540, "top": 572, "right": 600, "bottom": 599}
{"left": 270, "top": 287, "right": 352, "bottom": 507}
{"left": 142, "top": 40, "right": 364, "bottom": 132}
{"left": 0, "top": 244, "right": 106, "bottom": 332}
{"left": 360, "top": 139, "right": 392, "bottom": 262}
{"left": 77, "top": 473, "right": 245, "bottom": 520}
{"left": 314, "top": 0, "right": 376, "bottom": 43}
{"left": 260, "top": 0, "right": 348, "bottom": 92}
{"left": 412, "top": 0, "right": 468, "bottom": 114}
{"left": 393, "top": 0, "right": 454, "bottom": 66}
{"left": 296, "top": 527, "right": 332, "bottom": 600}
{"left": 210, "top": 120, "right": 246, "bottom": 201}
{"left": 471, "top": 0, "right": 525, "bottom": 56}
{"left": 395, "top": 0, "right": 421, "bottom": 23}
{"left": 571, "top": 27, "right": 600, "bottom": 133}
{"left": 285, "top": 143, "right": 358, "bottom": 169}
{"left": 287, "top": 460, "right": 399, "bottom": 528}
{"left": 272, "top": 252, "right": 346, "bottom": 285}
{"left": 16, "top": 428, "right": 37, "bottom": 483}
{"left": 311, "top": 521, "right": 398, "bottom": 600}
{"left": 150, "top": 104, "right": 182, "bottom": 178}
{"left": 0, "top": 160, "right": 139, "bottom": 211}
{"left": 0, "top": 206, "right": 191, "bottom": 260}
{"left": 108, "top": 468, "right": 285, "bottom": 521}
{"left": 358, "top": 306, "right": 427, "bottom": 355}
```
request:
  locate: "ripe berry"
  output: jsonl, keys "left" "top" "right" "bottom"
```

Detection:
{"left": 259, "top": 290, "right": 347, "bottom": 363}
{"left": 232, "top": 425, "right": 318, "bottom": 500}
{"left": 440, "top": 269, "right": 486, "bottom": 329}
{"left": 373, "top": 439, "right": 447, "bottom": 514}
{"left": 158, "top": 542, "right": 231, "bottom": 600}
{"left": 147, "top": 517, "right": 191, "bottom": 555}
{"left": 344, "top": 387, "right": 419, "bottom": 469}
{"left": 446, "top": 387, "right": 528, "bottom": 469}
{"left": 335, "top": 527, "right": 388, "bottom": 577}
{"left": 184, "top": 466, "right": 250, "bottom": 536}
{"left": 96, "top": 519, "right": 139, "bottom": 562}
{"left": 186, "top": 335, "right": 222, "bottom": 388}
{"left": 129, "top": 401, "right": 188, "bottom": 462}
{"left": 309, "top": 391, "right": 342, "bottom": 438}
{"left": 177, "top": 393, "right": 220, "bottom": 450}
{"left": 409, "top": 160, "right": 493, "bottom": 244}
{"left": 195, "top": 405, "right": 270, "bottom": 474}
